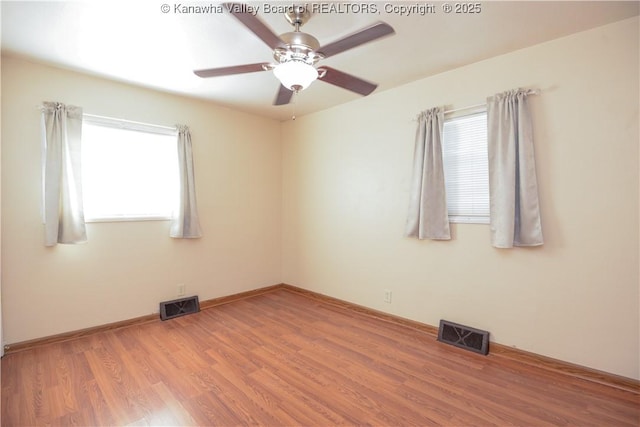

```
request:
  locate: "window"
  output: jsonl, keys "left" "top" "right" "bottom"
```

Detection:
{"left": 81, "top": 115, "right": 179, "bottom": 221}
{"left": 442, "top": 111, "right": 489, "bottom": 224}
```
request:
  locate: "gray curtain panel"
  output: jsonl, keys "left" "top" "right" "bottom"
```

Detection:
{"left": 405, "top": 107, "right": 451, "bottom": 240}
{"left": 487, "top": 89, "right": 543, "bottom": 248}
{"left": 170, "top": 125, "right": 203, "bottom": 238}
{"left": 41, "top": 101, "right": 87, "bottom": 246}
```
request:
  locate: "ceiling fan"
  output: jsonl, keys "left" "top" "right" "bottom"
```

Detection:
{"left": 194, "top": 3, "right": 395, "bottom": 106}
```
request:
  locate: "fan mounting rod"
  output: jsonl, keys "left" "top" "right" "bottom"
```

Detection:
{"left": 284, "top": 5, "right": 311, "bottom": 29}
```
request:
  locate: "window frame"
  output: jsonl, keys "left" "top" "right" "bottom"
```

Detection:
{"left": 81, "top": 114, "right": 179, "bottom": 223}
{"left": 442, "top": 108, "right": 490, "bottom": 225}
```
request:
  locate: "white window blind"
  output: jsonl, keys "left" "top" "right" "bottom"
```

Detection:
{"left": 81, "top": 116, "right": 179, "bottom": 222}
{"left": 442, "top": 111, "right": 490, "bottom": 224}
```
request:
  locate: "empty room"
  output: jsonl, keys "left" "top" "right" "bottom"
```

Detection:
{"left": 1, "top": 0, "right": 639, "bottom": 425}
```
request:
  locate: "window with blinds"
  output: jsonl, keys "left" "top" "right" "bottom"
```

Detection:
{"left": 442, "top": 111, "right": 490, "bottom": 224}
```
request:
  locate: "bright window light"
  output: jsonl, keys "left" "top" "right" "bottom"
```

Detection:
{"left": 81, "top": 118, "right": 179, "bottom": 221}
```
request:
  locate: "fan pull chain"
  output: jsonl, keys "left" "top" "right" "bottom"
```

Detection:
{"left": 291, "top": 90, "right": 298, "bottom": 120}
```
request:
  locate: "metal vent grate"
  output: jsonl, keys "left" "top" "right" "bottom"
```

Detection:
{"left": 438, "top": 319, "right": 489, "bottom": 355}
{"left": 160, "top": 296, "right": 200, "bottom": 321}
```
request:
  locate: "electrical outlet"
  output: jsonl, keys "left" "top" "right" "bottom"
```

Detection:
{"left": 384, "top": 289, "right": 392, "bottom": 303}
{"left": 177, "top": 283, "right": 186, "bottom": 296}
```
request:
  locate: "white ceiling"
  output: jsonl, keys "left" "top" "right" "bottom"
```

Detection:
{"left": 2, "top": 1, "right": 638, "bottom": 121}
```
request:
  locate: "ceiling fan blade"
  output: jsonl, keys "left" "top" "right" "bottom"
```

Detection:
{"left": 317, "top": 22, "right": 395, "bottom": 59}
{"left": 223, "top": 2, "right": 285, "bottom": 50}
{"left": 274, "top": 84, "right": 294, "bottom": 105}
{"left": 194, "top": 62, "right": 271, "bottom": 78}
{"left": 318, "top": 67, "right": 377, "bottom": 96}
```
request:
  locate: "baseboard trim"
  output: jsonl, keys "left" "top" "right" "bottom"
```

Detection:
{"left": 489, "top": 343, "right": 640, "bottom": 394}
{"left": 4, "top": 283, "right": 638, "bottom": 394}
{"left": 3, "top": 313, "right": 159, "bottom": 354}
{"left": 199, "top": 284, "right": 283, "bottom": 310}
{"left": 3, "top": 284, "right": 284, "bottom": 355}
{"left": 280, "top": 284, "right": 640, "bottom": 394}
{"left": 280, "top": 284, "right": 440, "bottom": 335}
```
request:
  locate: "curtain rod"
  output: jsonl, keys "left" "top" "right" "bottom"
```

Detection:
{"left": 36, "top": 107, "right": 176, "bottom": 128}
{"left": 37, "top": 106, "right": 178, "bottom": 134}
{"left": 82, "top": 113, "right": 178, "bottom": 132}
{"left": 443, "top": 89, "right": 540, "bottom": 115}
{"left": 444, "top": 103, "right": 486, "bottom": 115}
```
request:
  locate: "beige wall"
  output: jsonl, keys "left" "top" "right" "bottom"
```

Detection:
{"left": 282, "top": 17, "right": 640, "bottom": 379}
{"left": 1, "top": 55, "right": 282, "bottom": 344}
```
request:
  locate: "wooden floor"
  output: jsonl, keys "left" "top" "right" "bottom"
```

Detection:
{"left": 2, "top": 289, "right": 639, "bottom": 426}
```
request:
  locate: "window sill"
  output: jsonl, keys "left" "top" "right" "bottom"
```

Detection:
{"left": 85, "top": 215, "right": 173, "bottom": 223}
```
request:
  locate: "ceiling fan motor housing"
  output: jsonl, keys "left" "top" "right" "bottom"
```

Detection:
{"left": 275, "top": 32, "right": 323, "bottom": 65}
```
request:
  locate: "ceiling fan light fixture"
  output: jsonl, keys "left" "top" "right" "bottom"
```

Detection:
{"left": 273, "top": 60, "right": 318, "bottom": 91}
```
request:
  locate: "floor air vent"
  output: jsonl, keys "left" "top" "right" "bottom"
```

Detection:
{"left": 438, "top": 319, "right": 489, "bottom": 355}
{"left": 159, "top": 296, "right": 200, "bottom": 321}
